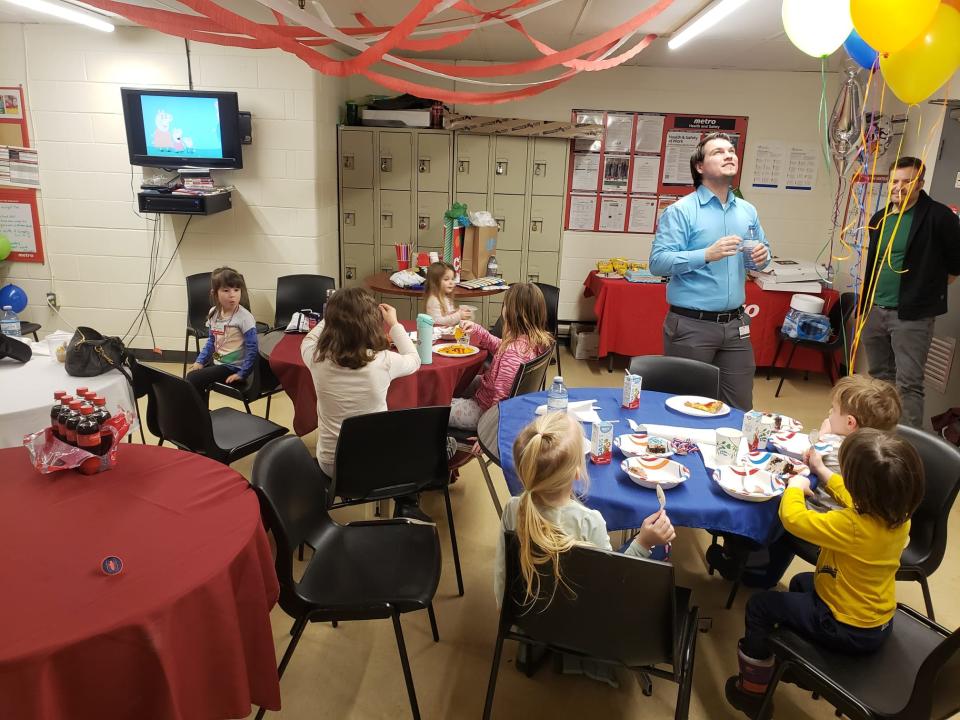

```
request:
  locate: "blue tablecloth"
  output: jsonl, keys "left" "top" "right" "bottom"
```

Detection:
{"left": 497, "top": 387, "right": 787, "bottom": 545}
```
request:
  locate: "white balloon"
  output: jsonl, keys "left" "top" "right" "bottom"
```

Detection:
{"left": 781, "top": 0, "right": 853, "bottom": 58}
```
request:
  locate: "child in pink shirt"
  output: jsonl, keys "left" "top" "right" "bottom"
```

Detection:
{"left": 449, "top": 283, "right": 553, "bottom": 430}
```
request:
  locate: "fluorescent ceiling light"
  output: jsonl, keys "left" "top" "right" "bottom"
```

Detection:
{"left": 668, "top": 0, "right": 750, "bottom": 50}
{"left": 3, "top": 0, "right": 115, "bottom": 32}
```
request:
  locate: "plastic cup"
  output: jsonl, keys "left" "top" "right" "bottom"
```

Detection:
{"left": 46, "top": 336, "right": 63, "bottom": 363}
{"left": 397, "top": 259, "right": 410, "bottom": 271}
{"left": 459, "top": 304, "right": 477, "bottom": 320}
{"left": 715, "top": 428, "right": 743, "bottom": 466}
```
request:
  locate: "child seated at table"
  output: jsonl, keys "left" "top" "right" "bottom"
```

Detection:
{"left": 187, "top": 266, "right": 258, "bottom": 402}
{"left": 424, "top": 262, "right": 471, "bottom": 327}
{"left": 495, "top": 412, "right": 676, "bottom": 684}
{"left": 449, "top": 283, "right": 552, "bottom": 431}
{"left": 734, "top": 375, "right": 902, "bottom": 589}
{"left": 725, "top": 428, "right": 923, "bottom": 719}
{"left": 300, "top": 287, "right": 420, "bottom": 476}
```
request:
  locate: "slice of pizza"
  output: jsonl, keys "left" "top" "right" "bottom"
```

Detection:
{"left": 684, "top": 399, "right": 724, "bottom": 414}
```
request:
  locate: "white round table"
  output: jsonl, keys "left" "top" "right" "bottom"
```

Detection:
{"left": 0, "top": 356, "right": 136, "bottom": 449}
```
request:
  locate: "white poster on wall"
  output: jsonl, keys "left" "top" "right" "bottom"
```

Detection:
{"left": 751, "top": 140, "right": 785, "bottom": 191}
{"left": 784, "top": 143, "right": 819, "bottom": 191}
{"left": 572, "top": 153, "right": 600, "bottom": 191}
{"left": 630, "top": 155, "right": 661, "bottom": 194}
{"left": 604, "top": 113, "right": 634, "bottom": 154}
{"left": 0, "top": 199, "right": 37, "bottom": 253}
{"left": 568, "top": 195, "right": 597, "bottom": 231}
{"left": 628, "top": 196, "right": 657, "bottom": 233}
{"left": 634, "top": 114, "right": 665, "bottom": 153}
{"left": 662, "top": 131, "right": 700, "bottom": 186}
{"left": 602, "top": 155, "right": 630, "bottom": 192}
{"left": 599, "top": 196, "right": 627, "bottom": 232}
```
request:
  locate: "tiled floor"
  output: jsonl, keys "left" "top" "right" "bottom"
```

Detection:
{"left": 144, "top": 349, "right": 960, "bottom": 719}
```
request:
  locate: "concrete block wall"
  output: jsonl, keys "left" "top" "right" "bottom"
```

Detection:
{"left": 0, "top": 23, "right": 345, "bottom": 352}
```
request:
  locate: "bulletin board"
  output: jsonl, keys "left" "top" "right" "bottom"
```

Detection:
{"left": 565, "top": 109, "right": 749, "bottom": 234}
{"left": 0, "top": 85, "right": 43, "bottom": 263}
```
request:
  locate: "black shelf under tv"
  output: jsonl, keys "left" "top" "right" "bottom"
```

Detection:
{"left": 137, "top": 189, "right": 232, "bottom": 215}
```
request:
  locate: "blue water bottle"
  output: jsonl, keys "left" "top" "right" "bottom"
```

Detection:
{"left": 416, "top": 313, "right": 434, "bottom": 365}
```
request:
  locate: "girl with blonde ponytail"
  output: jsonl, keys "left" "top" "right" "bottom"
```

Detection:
{"left": 494, "top": 412, "right": 676, "bottom": 607}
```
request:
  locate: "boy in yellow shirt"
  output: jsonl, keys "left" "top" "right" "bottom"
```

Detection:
{"left": 726, "top": 429, "right": 924, "bottom": 717}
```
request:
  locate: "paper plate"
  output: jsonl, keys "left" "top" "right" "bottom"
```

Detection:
{"left": 768, "top": 431, "right": 840, "bottom": 459}
{"left": 665, "top": 395, "right": 731, "bottom": 418}
{"left": 713, "top": 465, "right": 785, "bottom": 502}
{"left": 621, "top": 456, "right": 690, "bottom": 490}
{"left": 614, "top": 433, "right": 673, "bottom": 458}
{"left": 742, "top": 451, "right": 810, "bottom": 478}
{"left": 433, "top": 343, "right": 480, "bottom": 357}
{"left": 758, "top": 413, "right": 803, "bottom": 433}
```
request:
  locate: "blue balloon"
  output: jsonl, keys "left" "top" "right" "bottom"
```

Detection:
{"left": 843, "top": 29, "right": 879, "bottom": 71}
{"left": 0, "top": 284, "right": 28, "bottom": 313}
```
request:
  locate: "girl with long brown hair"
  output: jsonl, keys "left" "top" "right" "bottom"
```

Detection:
{"left": 449, "top": 283, "right": 554, "bottom": 430}
{"left": 300, "top": 287, "right": 420, "bottom": 476}
{"left": 423, "top": 261, "right": 471, "bottom": 326}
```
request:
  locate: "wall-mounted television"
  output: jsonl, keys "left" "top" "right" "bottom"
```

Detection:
{"left": 120, "top": 88, "right": 243, "bottom": 170}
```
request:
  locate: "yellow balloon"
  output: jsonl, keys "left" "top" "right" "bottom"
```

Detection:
{"left": 880, "top": 5, "right": 960, "bottom": 105}
{"left": 851, "top": 0, "right": 940, "bottom": 53}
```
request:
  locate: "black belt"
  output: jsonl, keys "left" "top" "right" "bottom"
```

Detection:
{"left": 669, "top": 305, "right": 743, "bottom": 323}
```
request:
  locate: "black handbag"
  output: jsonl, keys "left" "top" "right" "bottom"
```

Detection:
{"left": 65, "top": 326, "right": 131, "bottom": 382}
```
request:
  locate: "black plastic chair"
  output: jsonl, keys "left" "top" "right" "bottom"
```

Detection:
{"left": 274, "top": 274, "right": 335, "bottom": 330}
{"left": 628, "top": 355, "right": 721, "bottom": 398}
{"left": 449, "top": 343, "right": 556, "bottom": 519}
{"left": 484, "top": 534, "right": 699, "bottom": 719}
{"left": 137, "top": 363, "right": 287, "bottom": 464}
{"left": 793, "top": 424, "right": 960, "bottom": 620}
{"left": 125, "top": 355, "right": 157, "bottom": 444}
{"left": 251, "top": 436, "right": 441, "bottom": 720}
{"left": 209, "top": 349, "right": 283, "bottom": 419}
{"left": 755, "top": 604, "right": 960, "bottom": 720}
{"left": 329, "top": 406, "right": 465, "bottom": 596}
{"left": 767, "top": 292, "right": 856, "bottom": 398}
{"left": 182, "top": 271, "right": 269, "bottom": 376}
{"left": 534, "top": 282, "right": 562, "bottom": 375}
{"left": 20, "top": 321, "right": 40, "bottom": 341}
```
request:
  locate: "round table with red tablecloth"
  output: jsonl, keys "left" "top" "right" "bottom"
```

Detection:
{"left": 583, "top": 271, "right": 840, "bottom": 372}
{"left": 265, "top": 321, "right": 489, "bottom": 437}
{"left": 0, "top": 444, "right": 281, "bottom": 720}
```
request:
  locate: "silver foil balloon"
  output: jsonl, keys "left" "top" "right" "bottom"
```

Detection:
{"left": 829, "top": 65, "right": 864, "bottom": 175}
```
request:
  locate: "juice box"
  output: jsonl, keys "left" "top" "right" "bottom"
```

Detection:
{"left": 741, "top": 410, "right": 763, "bottom": 452}
{"left": 622, "top": 373, "right": 642, "bottom": 409}
{"left": 590, "top": 421, "right": 613, "bottom": 465}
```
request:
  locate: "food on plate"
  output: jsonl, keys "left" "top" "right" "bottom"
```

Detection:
{"left": 646, "top": 437, "right": 669, "bottom": 455}
{"left": 766, "top": 456, "right": 797, "bottom": 477}
{"left": 684, "top": 399, "right": 724, "bottom": 414}
{"left": 437, "top": 344, "right": 473, "bottom": 356}
{"left": 670, "top": 437, "right": 698, "bottom": 456}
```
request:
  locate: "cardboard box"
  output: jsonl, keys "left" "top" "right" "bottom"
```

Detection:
{"left": 570, "top": 322, "right": 599, "bottom": 360}
{"left": 461, "top": 225, "right": 498, "bottom": 280}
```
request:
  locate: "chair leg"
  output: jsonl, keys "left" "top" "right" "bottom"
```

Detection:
{"left": 477, "top": 457, "right": 504, "bottom": 518}
{"left": 254, "top": 614, "right": 309, "bottom": 719}
{"left": 756, "top": 659, "right": 788, "bottom": 720}
{"left": 243, "top": 400, "right": 252, "bottom": 414}
{"left": 775, "top": 343, "right": 798, "bottom": 398}
{"left": 724, "top": 547, "right": 751, "bottom": 610}
{"left": 555, "top": 344, "right": 562, "bottom": 378}
{"left": 390, "top": 610, "right": 421, "bottom": 720}
{"left": 427, "top": 602, "right": 440, "bottom": 642}
{"left": 482, "top": 630, "right": 507, "bottom": 720}
{"left": 918, "top": 576, "right": 936, "bottom": 620}
{"left": 265, "top": 393, "right": 272, "bottom": 420}
{"left": 767, "top": 337, "right": 785, "bottom": 381}
{"left": 183, "top": 332, "right": 190, "bottom": 377}
{"left": 443, "top": 487, "right": 465, "bottom": 597}
{"left": 135, "top": 399, "right": 146, "bottom": 444}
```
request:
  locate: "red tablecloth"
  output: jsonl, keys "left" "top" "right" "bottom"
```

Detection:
{"left": 0, "top": 445, "right": 281, "bottom": 720}
{"left": 269, "top": 321, "right": 488, "bottom": 436}
{"left": 583, "top": 272, "right": 840, "bottom": 372}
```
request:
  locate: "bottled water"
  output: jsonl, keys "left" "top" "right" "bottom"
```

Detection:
{"left": 546, "top": 375, "right": 568, "bottom": 413}
{"left": 1, "top": 305, "right": 21, "bottom": 337}
{"left": 742, "top": 224, "right": 759, "bottom": 271}
{"left": 486, "top": 255, "right": 499, "bottom": 278}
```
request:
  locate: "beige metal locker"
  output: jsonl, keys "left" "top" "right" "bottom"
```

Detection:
{"left": 484, "top": 299, "right": 503, "bottom": 328}
{"left": 416, "top": 191, "right": 449, "bottom": 251}
{"left": 339, "top": 130, "right": 373, "bottom": 189}
{"left": 416, "top": 133, "right": 451, "bottom": 193}
{"left": 527, "top": 195, "right": 564, "bottom": 252}
{"left": 377, "top": 131, "right": 413, "bottom": 191}
{"left": 525, "top": 251, "right": 559, "bottom": 286}
{"left": 378, "top": 190, "right": 413, "bottom": 269}
{"left": 455, "top": 192, "right": 488, "bottom": 216}
{"left": 493, "top": 136, "right": 528, "bottom": 195}
{"left": 340, "top": 188, "right": 374, "bottom": 244}
{"left": 378, "top": 295, "right": 414, "bottom": 321}
{"left": 531, "top": 138, "right": 568, "bottom": 196}
{"left": 342, "top": 244, "right": 375, "bottom": 288}
{"left": 491, "top": 193, "right": 526, "bottom": 251}
{"left": 455, "top": 134, "right": 490, "bottom": 194}
{"left": 497, "top": 249, "right": 523, "bottom": 283}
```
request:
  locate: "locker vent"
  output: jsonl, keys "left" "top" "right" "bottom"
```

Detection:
{"left": 924, "top": 335, "right": 956, "bottom": 394}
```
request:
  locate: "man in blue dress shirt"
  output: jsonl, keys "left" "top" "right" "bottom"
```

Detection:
{"left": 650, "top": 132, "right": 770, "bottom": 411}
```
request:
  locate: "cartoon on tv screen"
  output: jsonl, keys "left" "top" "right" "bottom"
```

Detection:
{"left": 140, "top": 95, "right": 224, "bottom": 159}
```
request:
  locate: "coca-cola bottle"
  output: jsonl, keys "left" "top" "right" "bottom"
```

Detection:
{"left": 56, "top": 396, "right": 75, "bottom": 440}
{"left": 82, "top": 391, "right": 97, "bottom": 403}
{"left": 51, "top": 391, "right": 66, "bottom": 439}
{"left": 64, "top": 401, "right": 84, "bottom": 446}
{"left": 75, "top": 386, "right": 89, "bottom": 398}
{"left": 92, "top": 397, "right": 113, "bottom": 456}
{"left": 75, "top": 406, "right": 101, "bottom": 455}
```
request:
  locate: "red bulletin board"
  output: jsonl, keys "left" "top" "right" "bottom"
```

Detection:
{"left": 0, "top": 85, "right": 43, "bottom": 264}
{"left": 565, "top": 109, "right": 749, "bottom": 233}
